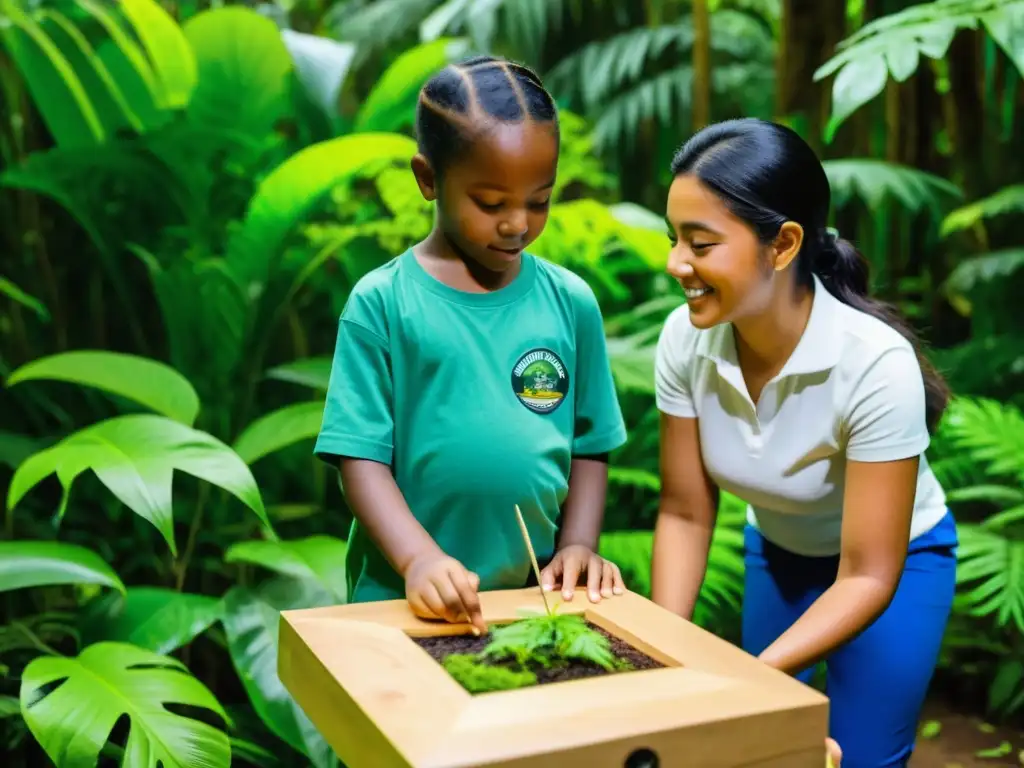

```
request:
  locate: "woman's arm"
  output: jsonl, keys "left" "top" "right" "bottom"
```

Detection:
{"left": 757, "top": 455, "right": 919, "bottom": 675}
{"left": 651, "top": 413, "right": 720, "bottom": 620}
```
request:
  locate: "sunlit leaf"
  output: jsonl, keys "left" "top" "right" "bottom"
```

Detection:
{"left": 940, "top": 184, "right": 1024, "bottom": 237}
{"left": 225, "top": 536, "right": 347, "bottom": 601}
{"left": 21, "top": 642, "right": 230, "bottom": 768}
{"left": 232, "top": 402, "right": 325, "bottom": 465}
{"left": 7, "top": 414, "right": 272, "bottom": 555}
{"left": 0, "top": 540, "right": 125, "bottom": 594}
{"left": 981, "top": 3, "right": 1024, "bottom": 77}
{"left": 183, "top": 6, "right": 292, "bottom": 136}
{"left": 6, "top": 350, "right": 201, "bottom": 425}
{"left": 943, "top": 249, "right": 1024, "bottom": 297}
{"left": 227, "top": 132, "right": 418, "bottom": 292}
{"left": 353, "top": 37, "right": 470, "bottom": 132}
{"left": 120, "top": 0, "right": 198, "bottom": 109}
{"left": 222, "top": 579, "right": 337, "bottom": 768}
{"left": 81, "top": 588, "right": 223, "bottom": 655}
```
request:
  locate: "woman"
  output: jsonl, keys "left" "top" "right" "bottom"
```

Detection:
{"left": 650, "top": 118, "right": 957, "bottom": 768}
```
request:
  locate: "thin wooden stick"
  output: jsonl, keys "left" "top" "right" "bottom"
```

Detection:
{"left": 514, "top": 504, "right": 552, "bottom": 616}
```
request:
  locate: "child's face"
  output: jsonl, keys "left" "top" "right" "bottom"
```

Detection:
{"left": 420, "top": 120, "right": 559, "bottom": 274}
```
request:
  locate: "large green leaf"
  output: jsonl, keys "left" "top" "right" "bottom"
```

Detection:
{"left": 222, "top": 579, "right": 337, "bottom": 768}
{"left": 81, "top": 587, "right": 223, "bottom": 655}
{"left": 5, "top": 350, "right": 201, "bottom": 426}
{"left": 227, "top": 132, "right": 418, "bottom": 291}
{"left": 981, "top": 2, "right": 1024, "bottom": 77}
{"left": 353, "top": 37, "right": 469, "bottom": 132}
{"left": 120, "top": 0, "right": 197, "bottom": 110}
{"left": 225, "top": 536, "right": 347, "bottom": 601}
{"left": 7, "top": 414, "right": 272, "bottom": 555}
{"left": 0, "top": 540, "right": 125, "bottom": 594}
{"left": 232, "top": 402, "right": 325, "bottom": 465}
{"left": 0, "top": 0, "right": 104, "bottom": 147}
{"left": 21, "top": 642, "right": 230, "bottom": 768}
{"left": 182, "top": 6, "right": 293, "bottom": 137}
{"left": 76, "top": 0, "right": 166, "bottom": 129}
{"left": 264, "top": 358, "right": 332, "bottom": 391}
{"left": 281, "top": 30, "right": 357, "bottom": 121}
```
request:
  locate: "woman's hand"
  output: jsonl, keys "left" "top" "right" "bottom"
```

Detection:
{"left": 404, "top": 550, "right": 487, "bottom": 635}
{"left": 539, "top": 544, "right": 625, "bottom": 602}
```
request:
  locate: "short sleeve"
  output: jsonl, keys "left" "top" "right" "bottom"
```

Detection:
{"left": 655, "top": 308, "right": 697, "bottom": 418}
{"left": 844, "top": 346, "right": 930, "bottom": 462}
{"left": 570, "top": 283, "right": 627, "bottom": 456}
{"left": 313, "top": 316, "right": 394, "bottom": 467}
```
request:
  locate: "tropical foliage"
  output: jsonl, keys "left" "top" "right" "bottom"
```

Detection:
{"left": 1, "top": 0, "right": 1022, "bottom": 765}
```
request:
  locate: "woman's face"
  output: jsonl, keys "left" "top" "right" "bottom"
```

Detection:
{"left": 665, "top": 173, "right": 782, "bottom": 329}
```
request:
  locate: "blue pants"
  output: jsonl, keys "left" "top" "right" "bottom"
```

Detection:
{"left": 742, "top": 511, "right": 958, "bottom": 768}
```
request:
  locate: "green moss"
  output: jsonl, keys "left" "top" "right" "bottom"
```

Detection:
{"left": 440, "top": 611, "right": 634, "bottom": 694}
{"left": 442, "top": 653, "right": 537, "bottom": 693}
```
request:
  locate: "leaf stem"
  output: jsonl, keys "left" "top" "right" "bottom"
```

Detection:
{"left": 12, "top": 622, "right": 63, "bottom": 657}
{"left": 174, "top": 483, "right": 210, "bottom": 591}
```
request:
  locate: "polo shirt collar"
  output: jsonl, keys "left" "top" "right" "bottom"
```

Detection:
{"left": 696, "top": 273, "right": 841, "bottom": 385}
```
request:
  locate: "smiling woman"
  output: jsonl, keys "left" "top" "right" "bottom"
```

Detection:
{"left": 652, "top": 118, "right": 957, "bottom": 768}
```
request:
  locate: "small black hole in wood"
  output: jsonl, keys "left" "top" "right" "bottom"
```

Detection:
{"left": 625, "top": 747, "right": 659, "bottom": 768}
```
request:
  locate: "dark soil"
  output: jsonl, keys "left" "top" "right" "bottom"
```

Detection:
{"left": 412, "top": 622, "right": 665, "bottom": 690}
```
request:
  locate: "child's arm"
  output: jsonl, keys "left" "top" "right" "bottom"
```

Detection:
{"left": 316, "top": 292, "right": 484, "bottom": 632}
{"left": 539, "top": 276, "right": 629, "bottom": 602}
{"left": 340, "top": 458, "right": 486, "bottom": 633}
{"left": 541, "top": 453, "right": 625, "bottom": 602}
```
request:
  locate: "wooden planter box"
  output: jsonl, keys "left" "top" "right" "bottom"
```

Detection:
{"left": 279, "top": 587, "right": 828, "bottom": 768}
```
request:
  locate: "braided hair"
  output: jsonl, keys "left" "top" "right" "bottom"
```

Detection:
{"left": 415, "top": 55, "right": 559, "bottom": 175}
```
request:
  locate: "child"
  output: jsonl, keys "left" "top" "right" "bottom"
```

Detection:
{"left": 314, "top": 55, "right": 628, "bottom": 634}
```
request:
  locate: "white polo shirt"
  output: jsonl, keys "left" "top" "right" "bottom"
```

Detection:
{"left": 654, "top": 274, "right": 948, "bottom": 556}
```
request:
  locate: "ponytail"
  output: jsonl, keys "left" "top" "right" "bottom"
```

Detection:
{"left": 814, "top": 230, "right": 950, "bottom": 433}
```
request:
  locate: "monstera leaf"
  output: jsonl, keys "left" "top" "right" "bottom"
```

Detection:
{"left": 81, "top": 588, "right": 223, "bottom": 655}
{"left": 21, "top": 642, "right": 230, "bottom": 768}
{"left": 7, "top": 414, "right": 272, "bottom": 555}
{"left": 232, "top": 402, "right": 325, "bottom": 465}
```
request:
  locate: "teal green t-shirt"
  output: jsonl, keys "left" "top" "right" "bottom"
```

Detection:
{"left": 314, "top": 249, "right": 627, "bottom": 603}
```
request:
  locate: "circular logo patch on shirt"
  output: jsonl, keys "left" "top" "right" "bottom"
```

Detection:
{"left": 511, "top": 348, "right": 570, "bottom": 414}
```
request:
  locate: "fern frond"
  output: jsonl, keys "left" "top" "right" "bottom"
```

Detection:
{"left": 941, "top": 184, "right": 1024, "bottom": 237}
{"left": 956, "top": 523, "right": 1024, "bottom": 635}
{"left": 823, "top": 159, "right": 963, "bottom": 220}
{"left": 940, "top": 397, "right": 1024, "bottom": 483}
{"left": 327, "top": 0, "right": 438, "bottom": 51}
{"left": 943, "top": 248, "right": 1024, "bottom": 296}
{"left": 929, "top": 335, "right": 1024, "bottom": 399}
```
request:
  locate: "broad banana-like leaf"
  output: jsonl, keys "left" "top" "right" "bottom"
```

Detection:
{"left": 182, "top": 6, "right": 293, "bottom": 137}
{"left": 21, "top": 642, "right": 230, "bottom": 768}
{"left": 6, "top": 350, "right": 201, "bottom": 426}
{"left": 227, "top": 132, "right": 418, "bottom": 291}
{"left": 0, "top": 0, "right": 104, "bottom": 147}
{"left": 120, "top": 0, "right": 198, "bottom": 110}
{"left": 7, "top": 414, "right": 272, "bottom": 555}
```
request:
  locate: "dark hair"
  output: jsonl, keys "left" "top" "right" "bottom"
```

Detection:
{"left": 670, "top": 118, "right": 950, "bottom": 432}
{"left": 414, "top": 55, "right": 558, "bottom": 174}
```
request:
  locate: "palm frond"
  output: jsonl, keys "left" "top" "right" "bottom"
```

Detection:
{"left": 939, "top": 397, "right": 1024, "bottom": 484}
{"left": 955, "top": 524, "right": 1024, "bottom": 635}
{"left": 823, "top": 159, "right": 964, "bottom": 220}
{"left": 941, "top": 184, "right": 1024, "bottom": 238}
{"left": 943, "top": 248, "right": 1024, "bottom": 296}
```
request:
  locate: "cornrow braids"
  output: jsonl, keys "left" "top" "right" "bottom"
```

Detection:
{"left": 415, "top": 55, "right": 559, "bottom": 175}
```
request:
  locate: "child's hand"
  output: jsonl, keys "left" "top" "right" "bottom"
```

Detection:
{"left": 540, "top": 544, "right": 625, "bottom": 602}
{"left": 825, "top": 737, "right": 842, "bottom": 767}
{"left": 404, "top": 551, "right": 488, "bottom": 635}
